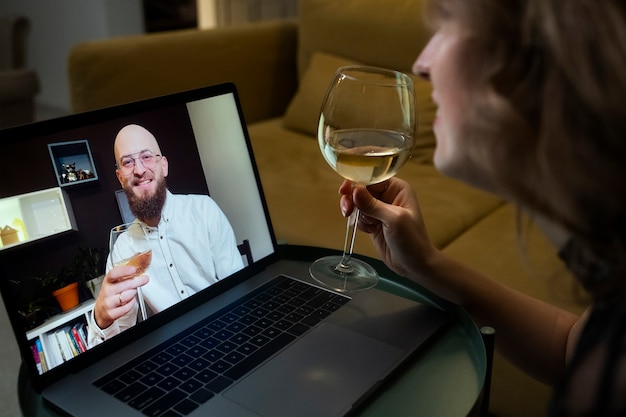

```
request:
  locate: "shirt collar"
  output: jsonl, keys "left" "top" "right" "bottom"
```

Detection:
{"left": 160, "top": 189, "right": 174, "bottom": 225}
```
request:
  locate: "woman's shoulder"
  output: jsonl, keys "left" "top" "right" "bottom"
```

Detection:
{"left": 551, "top": 300, "right": 626, "bottom": 415}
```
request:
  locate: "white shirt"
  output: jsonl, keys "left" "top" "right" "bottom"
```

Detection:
{"left": 88, "top": 191, "right": 244, "bottom": 346}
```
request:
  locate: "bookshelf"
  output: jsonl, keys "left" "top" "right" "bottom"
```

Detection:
{"left": 26, "top": 300, "right": 94, "bottom": 374}
{"left": 0, "top": 187, "right": 77, "bottom": 251}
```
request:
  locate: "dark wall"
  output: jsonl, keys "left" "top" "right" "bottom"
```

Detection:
{"left": 0, "top": 103, "right": 209, "bottom": 286}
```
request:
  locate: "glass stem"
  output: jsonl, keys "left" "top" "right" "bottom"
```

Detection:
{"left": 137, "top": 286, "right": 147, "bottom": 322}
{"left": 336, "top": 209, "right": 359, "bottom": 273}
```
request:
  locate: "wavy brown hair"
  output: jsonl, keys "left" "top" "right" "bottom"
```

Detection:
{"left": 426, "top": 0, "right": 626, "bottom": 295}
{"left": 424, "top": 1, "right": 626, "bottom": 413}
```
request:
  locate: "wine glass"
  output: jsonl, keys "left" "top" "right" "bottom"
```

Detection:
{"left": 109, "top": 222, "right": 153, "bottom": 321}
{"left": 310, "top": 65, "right": 416, "bottom": 293}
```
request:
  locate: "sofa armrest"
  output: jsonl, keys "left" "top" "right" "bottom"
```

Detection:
{"left": 68, "top": 19, "right": 298, "bottom": 123}
{"left": 0, "top": 69, "right": 39, "bottom": 104}
{"left": 0, "top": 69, "right": 39, "bottom": 128}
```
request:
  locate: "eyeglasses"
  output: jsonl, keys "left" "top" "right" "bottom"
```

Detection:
{"left": 117, "top": 150, "right": 162, "bottom": 173}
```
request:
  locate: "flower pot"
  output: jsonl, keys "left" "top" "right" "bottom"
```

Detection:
{"left": 52, "top": 282, "right": 79, "bottom": 312}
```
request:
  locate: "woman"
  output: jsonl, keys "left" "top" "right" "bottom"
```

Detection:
{"left": 340, "top": 0, "right": 626, "bottom": 414}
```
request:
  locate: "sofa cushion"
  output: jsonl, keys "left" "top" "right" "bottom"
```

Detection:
{"left": 283, "top": 51, "right": 437, "bottom": 162}
{"left": 297, "top": 0, "right": 431, "bottom": 78}
{"left": 283, "top": 52, "right": 356, "bottom": 137}
{"left": 248, "top": 118, "right": 504, "bottom": 255}
{"left": 68, "top": 20, "right": 298, "bottom": 120}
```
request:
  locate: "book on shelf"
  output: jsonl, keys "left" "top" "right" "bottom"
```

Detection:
{"left": 34, "top": 338, "right": 48, "bottom": 374}
{"left": 47, "top": 330, "right": 65, "bottom": 368}
{"left": 71, "top": 322, "right": 88, "bottom": 353}
{"left": 39, "top": 332, "right": 58, "bottom": 370}
{"left": 66, "top": 326, "right": 81, "bottom": 356}
{"left": 31, "top": 342, "right": 43, "bottom": 374}
{"left": 30, "top": 314, "right": 92, "bottom": 374}
{"left": 55, "top": 329, "right": 72, "bottom": 362}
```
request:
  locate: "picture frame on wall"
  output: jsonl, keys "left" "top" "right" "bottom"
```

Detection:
{"left": 114, "top": 190, "right": 136, "bottom": 223}
{"left": 48, "top": 140, "right": 99, "bottom": 187}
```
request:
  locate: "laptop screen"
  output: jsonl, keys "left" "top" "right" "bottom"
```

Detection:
{"left": 0, "top": 84, "right": 278, "bottom": 389}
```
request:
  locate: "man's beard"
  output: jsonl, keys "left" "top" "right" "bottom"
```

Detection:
{"left": 125, "top": 177, "right": 167, "bottom": 221}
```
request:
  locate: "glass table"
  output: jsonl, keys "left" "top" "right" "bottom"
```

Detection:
{"left": 19, "top": 245, "right": 487, "bottom": 416}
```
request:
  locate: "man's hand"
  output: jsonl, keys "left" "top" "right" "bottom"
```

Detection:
{"left": 93, "top": 265, "right": 149, "bottom": 329}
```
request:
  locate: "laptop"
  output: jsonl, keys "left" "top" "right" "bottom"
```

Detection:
{"left": 0, "top": 83, "right": 450, "bottom": 416}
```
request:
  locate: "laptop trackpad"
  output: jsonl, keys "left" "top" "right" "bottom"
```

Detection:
{"left": 224, "top": 322, "right": 404, "bottom": 416}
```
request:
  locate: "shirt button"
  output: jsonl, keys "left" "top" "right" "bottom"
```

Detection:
{"left": 169, "top": 263, "right": 173, "bottom": 268}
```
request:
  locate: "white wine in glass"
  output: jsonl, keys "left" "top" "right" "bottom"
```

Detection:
{"left": 109, "top": 222, "right": 152, "bottom": 321}
{"left": 311, "top": 65, "right": 416, "bottom": 293}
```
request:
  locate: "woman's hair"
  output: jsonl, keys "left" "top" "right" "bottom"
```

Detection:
{"left": 424, "top": 1, "right": 626, "bottom": 413}
{"left": 426, "top": 0, "right": 626, "bottom": 296}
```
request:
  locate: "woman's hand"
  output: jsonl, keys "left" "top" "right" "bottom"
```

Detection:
{"left": 339, "top": 178, "right": 437, "bottom": 279}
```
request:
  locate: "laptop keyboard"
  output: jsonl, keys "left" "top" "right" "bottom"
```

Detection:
{"left": 94, "top": 275, "right": 350, "bottom": 416}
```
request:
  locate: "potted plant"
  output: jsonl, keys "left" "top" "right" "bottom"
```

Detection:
{"left": 9, "top": 277, "right": 58, "bottom": 330}
{"left": 70, "top": 245, "right": 107, "bottom": 299}
{"left": 39, "top": 245, "right": 108, "bottom": 311}
{"left": 17, "top": 298, "right": 58, "bottom": 330}
{"left": 40, "top": 267, "right": 80, "bottom": 312}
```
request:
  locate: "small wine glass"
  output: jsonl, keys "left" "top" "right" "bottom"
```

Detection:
{"left": 109, "top": 222, "right": 153, "bottom": 321}
{"left": 310, "top": 65, "right": 416, "bottom": 293}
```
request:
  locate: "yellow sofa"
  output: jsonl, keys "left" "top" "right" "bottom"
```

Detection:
{"left": 67, "top": 0, "right": 587, "bottom": 415}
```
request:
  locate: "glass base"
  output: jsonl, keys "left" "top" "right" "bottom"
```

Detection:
{"left": 309, "top": 255, "right": 379, "bottom": 293}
